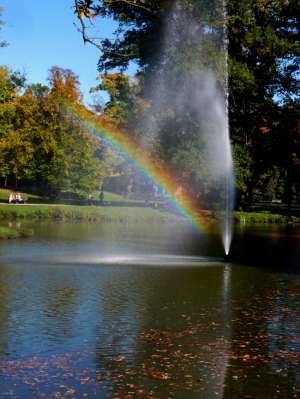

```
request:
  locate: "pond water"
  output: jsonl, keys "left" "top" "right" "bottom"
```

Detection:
{"left": 0, "top": 221, "right": 299, "bottom": 398}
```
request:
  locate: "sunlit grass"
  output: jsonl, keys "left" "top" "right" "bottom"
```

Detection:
{"left": 0, "top": 203, "right": 178, "bottom": 224}
{"left": 0, "top": 188, "right": 299, "bottom": 225}
{"left": 0, "top": 188, "right": 144, "bottom": 204}
{"left": 0, "top": 188, "right": 42, "bottom": 202}
{"left": 234, "top": 211, "right": 300, "bottom": 224}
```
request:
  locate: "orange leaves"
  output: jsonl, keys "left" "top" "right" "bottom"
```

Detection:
{"left": 111, "top": 355, "right": 125, "bottom": 363}
{"left": 145, "top": 367, "right": 171, "bottom": 381}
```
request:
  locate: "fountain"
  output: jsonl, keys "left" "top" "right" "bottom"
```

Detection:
{"left": 75, "top": 0, "right": 235, "bottom": 256}
{"left": 222, "top": 0, "right": 235, "bottom": 257}
{"left": 137, "top": 0, "right": 235, "bottom": 256}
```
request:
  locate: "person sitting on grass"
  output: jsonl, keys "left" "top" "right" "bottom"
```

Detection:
{"left": 15, "top": 193, "right": 24, "bottom": 204}
{"left": 8, "top": 192, "right": 16, "bottom": 204}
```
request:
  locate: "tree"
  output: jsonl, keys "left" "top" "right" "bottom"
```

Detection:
{"left": 91, "top": 73, "right": 133, "bottom": 125}
{"left": 74, "top": 0, "right": 165, "bottom": 71}
{"left": 43, "top": 67, "right": 105, "bottom": 195}
{"left": 228, "top": 0, "right": 299, "bottom": 204}
{"left": 75, "top": 0, "right": 229, "bottom": 206}
{"left": 274, "top": 100, "right": 300, "bottom": 207}
{"left": 0, "top": 65, "right": 106, "bottom": 195}
{"left": 75, "top": 0, "right": 225, "bottom": 73}
{"left": 75, "top": 0, "right": 300, "bottom": 206}
{"left": 48, "top": 66, "right": 82, "bottom": 104}
{"left": 0, "top": 66, "right": 25, "bottom": 103}
{"left": 0, "top": 67, "right": 26, "bottom": 187}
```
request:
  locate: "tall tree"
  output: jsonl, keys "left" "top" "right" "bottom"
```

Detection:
{"left": 0, "top": 66, "right": 106, "bottom": 195}
{"left": 0, "top": 67, "right": 26, "bottom": 187}
{"left": 45, "top": 67, "right": 105, "bottom": 195}
{"left": 75, "top": 0, "right": 300, "bottom": 205}
{"left": 75, "top": 0, "right": 224, "bottom": 73}
{"left": 228, "top": 0, "right": 299, "bottom": 204}
{"left": 75, "top": 0, "right": 230, "bottom": 206}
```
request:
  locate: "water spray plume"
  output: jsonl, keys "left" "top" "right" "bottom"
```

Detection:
{"left": 68, "top": 0, "right": 235, "bottom": 255}
{"left": 221, "top": 0, "right": 235, "bottom": 256}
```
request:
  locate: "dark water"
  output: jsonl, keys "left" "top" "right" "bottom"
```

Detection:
{"left": 0, "top": 221, "right": 299, "bottom": 398}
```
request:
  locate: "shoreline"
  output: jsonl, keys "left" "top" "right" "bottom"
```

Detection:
{"left": 0, "top": 205, "right": 299, "bottom": 241}
{"left": 0, "top": 204, "right": 178, "bottom": 224}
{"left": 0, "top": 204, "right": 299, "bottom": 225}
{"left": 233, "top": 211, "right": 300, "bottom": 225}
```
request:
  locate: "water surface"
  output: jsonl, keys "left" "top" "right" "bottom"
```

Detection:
{"left": 0, "top": 221, "right": 299, "bottom": 398}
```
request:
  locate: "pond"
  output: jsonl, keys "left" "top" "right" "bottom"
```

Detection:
{"left": 0, "top": 221, "right": 299, "bottom": 398}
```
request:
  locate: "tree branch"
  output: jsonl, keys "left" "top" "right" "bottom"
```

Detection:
{"left": 74, "top": 0, "right": 136, "bottom": 58}
{"left": 103, "top": 0, "right": 152, "bottom": 13}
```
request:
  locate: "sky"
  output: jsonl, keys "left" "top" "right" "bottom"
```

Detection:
{"left": 0, "top": 0, "right": 118, "bottom": 104}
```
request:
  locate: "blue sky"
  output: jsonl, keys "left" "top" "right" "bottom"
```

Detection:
{"left": 0, "top": 0, "right": 117, "bottom": 104}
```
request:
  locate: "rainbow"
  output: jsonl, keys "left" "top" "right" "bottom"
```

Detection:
{"left": 66, "top": 104, "right": 208, "bottom": 233}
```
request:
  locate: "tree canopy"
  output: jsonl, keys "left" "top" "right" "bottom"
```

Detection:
{"left": 74, "top": 0, "right": 300, "bottom": 207}
{"left": 0, "top": 1, "right": 299, "bottom": 206}
{"left": 0, "top": 66, "right": 107, "bottom": 196}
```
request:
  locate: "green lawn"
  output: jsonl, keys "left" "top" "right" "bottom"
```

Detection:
{"left": 0, "top": 188, "right": 299, "bottom": 226}
{"left": 234, "top": 211, "right": 300, "bottom": 224}
{"left": 0, "top": 188, "right": 144, "bottom": 205}
{"left": 0, "top": 203, "right": 179, "bottom": 224}
{"left": 0, "top": 188, "right": 43, "bottom": 203}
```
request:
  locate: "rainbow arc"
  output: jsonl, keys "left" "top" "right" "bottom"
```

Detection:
{"left": 66, "top": 105, "right": 208, "bottom": 233}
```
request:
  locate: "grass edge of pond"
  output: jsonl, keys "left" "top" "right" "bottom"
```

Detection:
{"left": 234, "top": 211, "right": 300, "bottom": 225}
{"left": 0, "top": 204, "right": 179, "bottom": 224}
{"left": 0, "top": 204, "right": 299, "bottom": 228}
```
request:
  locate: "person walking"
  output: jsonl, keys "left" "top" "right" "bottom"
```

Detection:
{"left": 99, "top": 189, "right": 104, "bottom": 205}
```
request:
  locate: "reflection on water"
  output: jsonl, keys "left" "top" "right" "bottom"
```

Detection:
{"left": 0, "top": 222, "right": 299, "bottom": 398}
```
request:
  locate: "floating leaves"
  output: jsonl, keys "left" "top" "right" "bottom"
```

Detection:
{"left": 1, "top": 285, "right": 300, "bottom": 398}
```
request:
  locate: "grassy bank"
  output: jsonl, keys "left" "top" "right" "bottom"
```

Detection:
{"left": 234, "top": 211, "right": 300, "bottom": 225}
{"left": 0, "top": 204, "right": 299, "bottom": 226}
{"left": 0, "top": 188, "right": 43, "bottom": 203}
{"left": 0, "top": 204, "right": 178, "bottom": 224}
{"left": 0, "top": 188, "right": 147, "bottom": 206}
{"left": 0, "top": 225, "right": 33, "bottom": 239}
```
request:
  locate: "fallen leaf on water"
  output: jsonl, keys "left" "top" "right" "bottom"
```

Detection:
{"left": 111, "top": 356, "right": 125, "bottom": 363}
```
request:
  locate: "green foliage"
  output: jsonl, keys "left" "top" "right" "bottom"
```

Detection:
{"left": 92, "top": 73, "right": 134, "bottom": 125}
{"left": 234, "top": 211, "right": 300, "bottom": 225}
{"left": 0, "top": 66, "right": 107, "bottom": 196}
{"left": 80, "top": 0, "right": 231, "bottom": 207}
{"left": 1, "top": 1, "right": 298, "bottom": 208}
{"left": 228, "top": 0, "right": 299, "bottom": 102}
{"left": 0, "top": 66, "right": 25, "bottom": 103}
{"left": 227, "top": 0, "right": 299, "bottom": 205}
{"left": 77, "top": 0, "right": 300, "bottom": 207}
{"left": 232, "top": 143, "right": 254, "bottom": 194}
